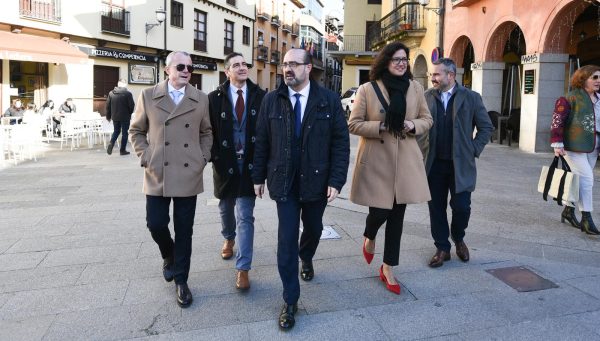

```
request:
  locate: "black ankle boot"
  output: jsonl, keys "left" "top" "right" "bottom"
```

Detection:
{"left": 561, "top": 206, "right": 580, "bottom": 229}
{"left": 580, "top": 212, "right": 600, "bottom": 235}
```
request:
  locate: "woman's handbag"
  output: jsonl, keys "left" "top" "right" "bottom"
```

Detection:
{"left": 537, "top": 155, "right": 579, "bottom": 207}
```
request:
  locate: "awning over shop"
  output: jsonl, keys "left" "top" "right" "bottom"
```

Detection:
{"left": 0, "top": 31, "right": 89, "bottom": 65}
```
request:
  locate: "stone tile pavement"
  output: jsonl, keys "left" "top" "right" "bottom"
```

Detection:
{"left": 0, "top": 137, "right": 599, "bottom": 340}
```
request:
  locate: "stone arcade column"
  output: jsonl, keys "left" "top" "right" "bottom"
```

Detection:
{"left": 519, "top": 53, "right": 568, "bottom": 153}
{"left": 470, "top": 61, "right": 504, "bottom": 113}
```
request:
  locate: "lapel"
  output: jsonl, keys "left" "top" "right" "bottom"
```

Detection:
{"left": 451, "top": 84, "right": 465, "bottom": 121}
{"left": 303, "top": 81, "right": 325, "bottom": 124}
{"left": 168, "top": 84, "right": 199, "bottom": 121}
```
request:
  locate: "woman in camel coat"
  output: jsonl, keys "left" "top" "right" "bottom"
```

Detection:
{"left": 348, "top": 41, "right": 432, "bottom": 295}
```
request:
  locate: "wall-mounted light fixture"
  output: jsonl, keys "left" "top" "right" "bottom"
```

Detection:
{"left": 145, "top": 7, "right": 166, "bottom": 33}
{"left": 418, "top": 0, "right": 443, "bottom": 15}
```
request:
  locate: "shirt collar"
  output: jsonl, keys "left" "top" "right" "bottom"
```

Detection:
{"left": 230, "top": 83, "right": 247, "bottom": 97}
{"left": 288, "top": 82, "right": 310, "bottom": 98}
{"left": 443, "top": 84, "right": 456, "bottom": 97}
{"left": 167, "top": 82, "right": 186, "bottom": 95}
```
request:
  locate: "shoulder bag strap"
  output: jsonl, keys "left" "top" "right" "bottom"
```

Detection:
{"left": 371, "top": 81, "right": 389, "bottom": 112}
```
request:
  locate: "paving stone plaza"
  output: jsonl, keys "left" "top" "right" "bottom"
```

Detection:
{"left": 1, "top": 137, "right": 599, "bottom": 340}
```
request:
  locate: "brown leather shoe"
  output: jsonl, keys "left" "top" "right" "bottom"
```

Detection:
{"left": 454, "top": 240, "right": 470, "bottom": 262}
{"left": 236, "top": 270, "right": 250, "bottom": 291}
{"left": 428, "top": 249, "right": 451, "bottom": 268}
{"left": 221, "top": 239, "right": 235, "bottom": 260}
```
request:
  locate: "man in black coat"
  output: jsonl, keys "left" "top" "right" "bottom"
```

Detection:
{"left": 252, "top": 49, "right": 350, "bottom": 330}
{"left": 208, "top": 53, "right": 265, "bottom": 291}
{"left": 106, "top": 79, "right": 135, "bottom": 155}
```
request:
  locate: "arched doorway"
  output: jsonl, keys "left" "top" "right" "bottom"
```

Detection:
{"left": 486, "top": 22, "right": 526, "bottom": 144}
{"left": 544, "top": 2, "right": 600, "bottom": 90}
{"left": 413, "top": 54, "right": 428, "bottom": 90}
{"left": 449, "top": 36, "right": 475, "bottom": 88}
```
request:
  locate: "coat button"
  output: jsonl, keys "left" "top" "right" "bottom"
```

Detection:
{"left": 248, "top": 163, "right": 253, "bottom": 170}
{"left": 165, "top": 122, "right": 170, "bottom": 126}
{"left": 184, "top": 143, "right": 188, "bottom": 147}
{"left": 165, "top": 142, "right": 170, "bottom": 146}
{"left": 222, "top": 140, "right": 228, "bottom": 147}
{"left": 164, "top": 162, "right": 169, "bottom": 166}
{"left": 228, "top": 168, "right": 234, "bottom": 174}
{"left": 184, "top": 163, "right": 189, "bottom": 167}
{"left": 185, "top": 123, "right": 190, "bottom": 128}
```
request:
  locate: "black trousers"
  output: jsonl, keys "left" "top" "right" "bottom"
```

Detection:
{"left": 146, "top": 195, "right": 197, "bottom": 284}
{"left": 427, "top": 158, "right": 471, "bottom": 252}
{"left": 363, "top": 201, "right": 407, "bottom": 266}
{"left": 276, "top": 180, "right": 327, "bottom": 305}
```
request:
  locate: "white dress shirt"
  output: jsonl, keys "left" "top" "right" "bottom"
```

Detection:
{"left": 288, "top": 83, "right": 311, "bottom": 123}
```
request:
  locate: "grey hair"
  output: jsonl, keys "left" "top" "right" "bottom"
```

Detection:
{"left": 433, "top": 57, "right": 457, "bottom": 74}
{"left": 165, "top": 51, "right": 190, "bottom": 66}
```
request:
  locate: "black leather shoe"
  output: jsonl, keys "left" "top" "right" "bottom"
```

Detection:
{"left": 278, "top": 303, "right": 298, "bottom": 330}
{"left": 106, "top": 143, "right": 113, "bottom": 155}
{"left": 176, "top": 283, "right": 193, "bottom": 308}
{"left": 163, "top": 257, "right": 174, "bottom": 282}
{"left": 300, "top": 260, "right": 314, "bottom": 281}
{"left": 120, "top": 151, "right": 130, "bottom": 156}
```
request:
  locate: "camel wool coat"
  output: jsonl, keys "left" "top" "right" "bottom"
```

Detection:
{"left": 129, "top": 80, "right": 213, "bottom": 197}
{"left": 348, "top": 79, "right": 433, "bottom": 209}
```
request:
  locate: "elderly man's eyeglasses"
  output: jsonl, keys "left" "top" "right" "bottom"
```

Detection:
{"left": 281, "top": 62, "right": 308, "bottom": 69}
{"left": 592, "top": 75, "right": 600, "bottom": 80}
{"left": 174, "top": 64, "right": 194, "bottom": 72}
{"left": 391, "top": 57, "right": 410, "bottom": 65}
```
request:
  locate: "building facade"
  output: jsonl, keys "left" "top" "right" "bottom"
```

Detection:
{"left": 445, "top": 0, "right": 600, "bottom": 152}
{"left": 251, "top": 0, "right": 303, "bottom": 91}
{"left": 1, "top": 0, "right": 254, "bottom": 115}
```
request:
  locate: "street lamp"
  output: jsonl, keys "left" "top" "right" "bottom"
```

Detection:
{"left": 145, "top": 7, "right": 166, "bottom": 33}
{"left": 418, "top": 0, "right": 444, "bottom": 15}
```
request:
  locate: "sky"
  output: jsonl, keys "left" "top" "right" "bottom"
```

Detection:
{"left": 322, "top": 0, "right": 344, "bottom": 22}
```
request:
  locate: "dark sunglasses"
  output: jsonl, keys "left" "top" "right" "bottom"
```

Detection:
{"left": 174, "top": 64, "right": 194, "bottom": 72}
{"left": 592, "top": 75, "right": 600, "bottom": 80}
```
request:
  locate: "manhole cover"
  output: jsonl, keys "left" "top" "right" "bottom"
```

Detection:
{"left": 486, "top": 266, "right": 558, "bottom": 292}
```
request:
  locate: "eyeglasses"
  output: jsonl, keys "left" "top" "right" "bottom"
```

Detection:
{"left": 281, "top": 62, "right": 308, "bottom": 69}
{"left": 391, "top": 57, "right": 410, "bottom": 65}
{"left": 592, "top": 75, "right": 600, "bottom": 80}
{"left": 173, "top": 64, "right": 194, "bottom": 72}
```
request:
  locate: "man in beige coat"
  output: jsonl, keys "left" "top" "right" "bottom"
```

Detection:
{"left": 129, "top": 51, "right": 213, "bottom": 308}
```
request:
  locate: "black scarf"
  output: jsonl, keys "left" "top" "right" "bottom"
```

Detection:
{"left": 381, "top": 71, "right": 410, "bottom": 138}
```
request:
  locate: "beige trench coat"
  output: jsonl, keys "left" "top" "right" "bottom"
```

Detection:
{"left": 348, "top": 79, "right": 433, "bottom": 209}
{"left": 129, "top": 80, "right": 213, "bottom": 197}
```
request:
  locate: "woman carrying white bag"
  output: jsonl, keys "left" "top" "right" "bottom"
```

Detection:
{"left": 550, "top": 64, "right": 600, "bottom": 235}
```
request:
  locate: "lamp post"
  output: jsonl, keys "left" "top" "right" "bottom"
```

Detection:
{"left": 418, "top": 0, "right": 443, "bottom": 15}
{"left": 145, "top": 6, "right": 166, "bottom": 82}
{"left": 419, "top": 0, "right": 444, "bottom": 58}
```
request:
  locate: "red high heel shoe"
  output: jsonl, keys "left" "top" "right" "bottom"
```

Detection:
{"left": 379, "top": 265, "right": 400, "bottom": 295}
{"left": 362, "top": 238, "right": 374, "bottom": 264}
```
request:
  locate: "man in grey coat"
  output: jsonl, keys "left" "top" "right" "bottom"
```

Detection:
{"left": 422, "top": 58, "right": 493, "bottom": 268}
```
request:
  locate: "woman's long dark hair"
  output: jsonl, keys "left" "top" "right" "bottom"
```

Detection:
{"left": 41, "top": 100, "right": 54, "bottom": 110}
{"left": 369, "top": 42, "right": 413, "bottom": 81}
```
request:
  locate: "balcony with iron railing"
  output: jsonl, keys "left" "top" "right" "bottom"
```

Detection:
{"left": 257, "top": 46, "right": 269, "bottom": 61}
{"left": 101, "top": 3, "right": 130, "bottom": 36}
{"left": 282, "top": 24, "right": 292, "bottom": 34}
{"left": 271, "top": 16, "right": 281, "bottom": 27}
{"left": 368, "top": 1, "right": 426, "bottom": 50}
{"left": 291, "top": 23, "right": 300, "bottom": 37}
{"left": 257, "top": 11, "right": 270, "bottom": 21}
{"left": 20, "top": 0, "right": 61, "bottom": 23}
{"left": 270, "top": 50, "right": 280, "bottom": 64}
{"left": 337, "top": 35, "right": 374, "bottom": 52}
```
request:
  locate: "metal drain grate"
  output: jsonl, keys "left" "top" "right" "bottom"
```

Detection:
{"left": 486, "top": 266, "right": 558, "bottom": 292}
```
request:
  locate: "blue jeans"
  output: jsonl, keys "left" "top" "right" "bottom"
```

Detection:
{"left": 110, "top": 120, "right": 130, "bottom": 152}
{"left": 427, "top": 158, "right": 472, "bottom": 252}
{"left": 219, "top": 196, "right": 256, "bottom": 271}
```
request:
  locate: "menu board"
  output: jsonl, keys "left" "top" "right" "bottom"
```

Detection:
{"left": 524, "top": 69, "right": 535, "bottom": 95}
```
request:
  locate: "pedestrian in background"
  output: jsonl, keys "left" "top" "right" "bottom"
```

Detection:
{"left": 58, "top": 98, "right": 76, "bottom": 114}
{"left": 348, "top": 41, "right": 433, "bottom": 295}
{"left": 208, "top": 52, "right": 265, "bottom": 290}
{"left": 551, "top": 64, "right": 600, "bottom": 235}
{"left": 2, "top": 99, "right": 24, "bottom": 124}
{"left": 129, "top": 51, "right": 213, "bottom": 308}
{"left": 106, "top": 79, "right": 135, "bottom": 156}
{"left": 252, "top": 48, "right": 349, "bottom": 330}
{"left": 422, "top": 57, "right": 494, "bottom": 268}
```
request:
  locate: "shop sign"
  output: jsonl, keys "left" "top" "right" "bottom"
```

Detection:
{"left": 521, "top": 54, "right": 538, "bottom": 64}
{"left": 191, "top": 61, "right": 217, "bottom": 71}
{"left": 129, "top": 63, "right": 156, "bottom": 85}
{"left": 471, "top": 61, "right": 483, "bottom": 70}
{"left": 77, "top": 46, "right": 157, "bottom": 62}
{"left": 523, "top": 69, "right": 535, "bottom": 95}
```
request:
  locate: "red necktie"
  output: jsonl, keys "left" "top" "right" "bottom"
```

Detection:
{"left": 235, "top": 89, "right": 244, "bottom": 123}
